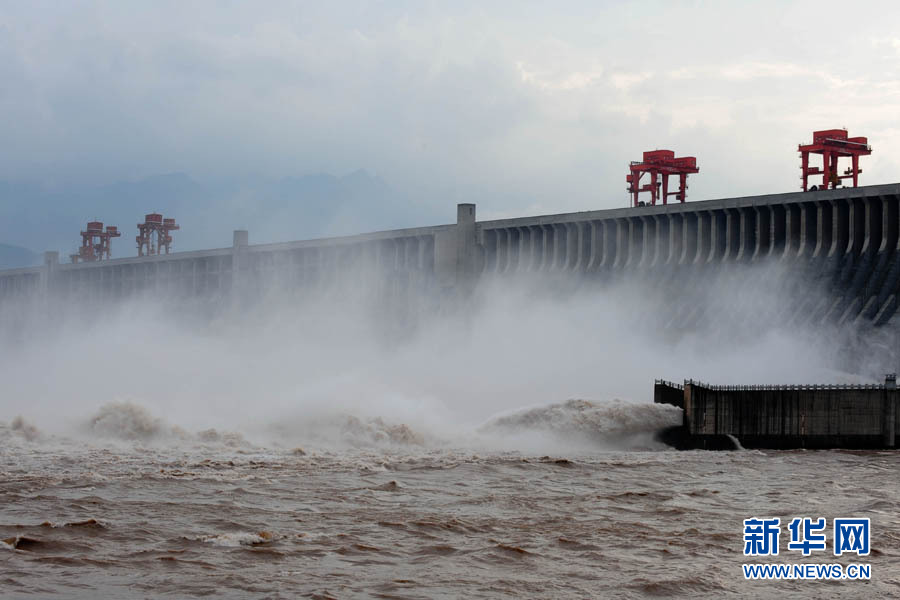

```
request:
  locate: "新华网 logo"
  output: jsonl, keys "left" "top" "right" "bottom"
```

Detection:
{"left": 741, "top": 517, "right": 871, "bottom": 581}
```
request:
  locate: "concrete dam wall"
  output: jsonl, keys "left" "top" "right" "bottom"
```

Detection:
{"left": 2, "top": 183, "right": 900, "bottom": 329}
{"left": 655, "top": 378, "right": 899, "bottom": 449}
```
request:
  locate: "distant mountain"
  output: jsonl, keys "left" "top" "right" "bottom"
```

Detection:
{"left": 215, "top": 169, "right": 409, "bottom": 243}
{"left": 0, "top": 171, "right": 441, "bottom": 260}
{"left": 0, "top": 243, "right": 39, "bottom": 269}
{"left": 0, "top": 173, "right": 204, "bottom": 257}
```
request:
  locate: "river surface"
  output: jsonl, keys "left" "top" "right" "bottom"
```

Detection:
{"left": 2, "top": 401, "right": 898, "bottom": 599}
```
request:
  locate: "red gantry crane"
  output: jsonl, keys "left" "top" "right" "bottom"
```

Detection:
{"left": 799, "top": 129, "right": 871, "bottom": 191}
{"left": 70, "top": 221, "right": 121, "bottom": 263}
{"left": 136, "top": 213, "right": 180, "bottom": 256}
{"left": 627, "top": 150, "right": 699, "bottom": 207}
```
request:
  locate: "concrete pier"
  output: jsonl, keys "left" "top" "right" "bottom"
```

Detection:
{"left": 655, "top": 377, "right": 900, "bottom": 449}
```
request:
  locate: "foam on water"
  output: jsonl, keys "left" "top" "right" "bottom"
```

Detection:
{"left": 197, "top": 531, "right": 277, "bottom": 547}
{"left": 482, "top": 398, "right": 682, "bottom": 437}
{"left": 478, "top": 398, "right": 684, "bottom": 451}
{"left": 53, "top": 397, "right": 685, "bottom": 453}
{"left": 1, "top": 416, "right": 42, "bottom": 444}
{"left": 88, "top": 401, "right": 178, "bottom": 441}
{"left": 5, "top": 396, "right": 686, "bottom": 456}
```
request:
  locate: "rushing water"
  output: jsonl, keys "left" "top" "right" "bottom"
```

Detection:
{"left": 2, "top": 402, "right": 899, "bottom": 599}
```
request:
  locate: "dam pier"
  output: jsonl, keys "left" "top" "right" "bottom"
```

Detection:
{"left": 655, "top": 376, "right": 899, "bottom": 450}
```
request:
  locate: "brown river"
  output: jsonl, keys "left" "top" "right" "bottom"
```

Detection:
{"left": 2, "top": 400, "right": 898, "bottom": 599}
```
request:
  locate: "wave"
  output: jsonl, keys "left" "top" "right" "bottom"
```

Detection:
{"left": 88, "top": 401, "right": 177, "bottom": 441}
{"left": 14, "top": 397, "right": 682, "bottom": 453}
{"left": 371, "top": 480, "right": 403, "bottom": 491}
{"left": 197, "top": 531, "right": 276, "bottom": 547}
{"left": 478, "top": 398, "right": 683, "bottom": 450}
{"left": 29, "top": 518, "right": 108, "bottom": 529}
{"left": 195, "top": 428, "right": 248, "bottom": 447}
{"left": 85, "top": 402, "right": 249, "bottom": 447}
{"left": 263, "top": 413, "right": 426, "bottom": 449}
{"left": 1, "top": 416, "right": 42, "bottom": 443}
{"left": 2, "top": 535, "right": 44, "bottom": 551}
{"left": 338, "top": 415, "right": 424, "bottom": 446}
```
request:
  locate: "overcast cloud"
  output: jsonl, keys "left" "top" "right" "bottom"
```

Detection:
{"left": 1, "top": 0, "right": 899, "bottom": 230}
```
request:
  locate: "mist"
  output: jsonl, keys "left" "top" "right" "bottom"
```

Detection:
{"left": 0, "top": 260, "right": 881, "bottom": 453}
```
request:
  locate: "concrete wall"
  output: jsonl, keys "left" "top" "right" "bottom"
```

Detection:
{"left": 655, "top": 378, "right": 898, "bottom": 449}
{"left": 3, "top": 183, "right": 900, "bottom": 325}
{"left": 654, "top": 380, "right": 684, "bottom": 410}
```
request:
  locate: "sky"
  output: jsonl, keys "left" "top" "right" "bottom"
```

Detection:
{"left": 1, "top": 0, "right": 899, "bottom": 234}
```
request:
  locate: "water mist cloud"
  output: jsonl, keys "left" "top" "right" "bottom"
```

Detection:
{"left": 0, "top": 259, "right": 879, "bottom": 454}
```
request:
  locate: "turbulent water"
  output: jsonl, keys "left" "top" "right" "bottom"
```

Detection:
{"left": 2, "top": 401, "right": 899, "bottom": 599}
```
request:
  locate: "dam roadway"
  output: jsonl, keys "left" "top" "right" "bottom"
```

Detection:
{"left": 2, "top": 182, "right": 900, "bottom": 328}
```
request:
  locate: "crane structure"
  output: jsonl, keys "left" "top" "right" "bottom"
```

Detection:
{"left": 136, "top": 213, "right": 180, "bottom": 257}
{"left": 70, "top": 221, "right": 120, "bottom": 263}
{"left": 799, "top": 129, "right": 871, "bottom": 192}
{"left": 627, "top": 150, "right": 699, "bottom": 207}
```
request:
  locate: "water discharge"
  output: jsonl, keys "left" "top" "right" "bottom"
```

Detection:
{"left": 2, "top": 267, "right": 898, "bottom": 597}
{"left": 0, "top": 268, "right": 878, "bottom": 441}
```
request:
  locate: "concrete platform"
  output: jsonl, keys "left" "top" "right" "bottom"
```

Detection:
{"left": 654, "top": 377, "right": 899, "bottom": 450}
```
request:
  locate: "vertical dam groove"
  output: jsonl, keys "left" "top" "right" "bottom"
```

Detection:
{"left": 2, "top": 183, "right": 900, "bottom": 328}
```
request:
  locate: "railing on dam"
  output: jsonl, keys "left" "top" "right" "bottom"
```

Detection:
{"left": 3, "top": 183, "right": 900, "bottom": 326}
{"left": 682, "top": 380, "right": 887, "bottom": 391}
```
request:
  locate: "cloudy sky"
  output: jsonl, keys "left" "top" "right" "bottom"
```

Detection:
{"left": 1, "top": 0, "right": 899, "bottom": 230}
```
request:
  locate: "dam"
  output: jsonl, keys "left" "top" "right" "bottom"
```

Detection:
{"left": 2, "top": 183, "right": 900, "bottom": 331}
